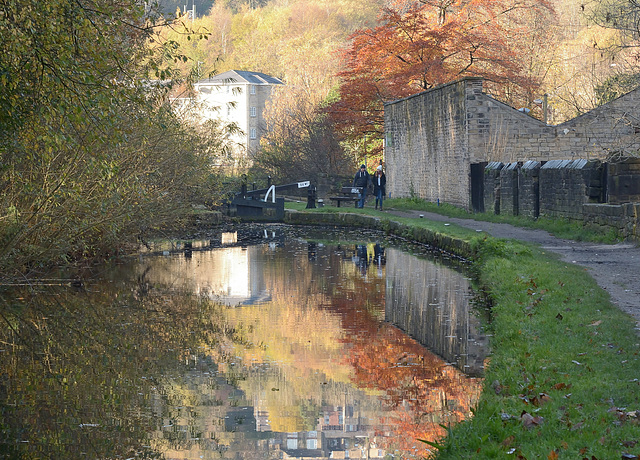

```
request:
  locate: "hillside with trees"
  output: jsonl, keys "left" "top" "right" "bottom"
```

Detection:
{"left": 0, "top": 0, "right": 230, "bottom": 278}
{"left": 2, "top": 0, "right": 639, "bottom": 276}
{"left": 160, "top": 0, "right": 640, "bottom": 176}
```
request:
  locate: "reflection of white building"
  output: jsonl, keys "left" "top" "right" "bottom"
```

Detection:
{"left": 193, "top": 246, "right": 271, "bottom": 305}
{"left": 142, "top": 245, "right": 270, "bottom": 306}
{"left": 193, "top": 70, "right": 284, "bottom": 165}
{"left": 203, "top": 247, "right": 251, "bottom": 302}
{"left": 254, "top": 400, "right": 387, "bottom": 458}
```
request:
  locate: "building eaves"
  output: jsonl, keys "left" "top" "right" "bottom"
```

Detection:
{"left": 195, "top": 70, "right": 284, "bottom": 86}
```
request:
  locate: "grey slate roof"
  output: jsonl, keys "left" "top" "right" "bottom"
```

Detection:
{"left": 196, "top": 70, "right": 284, "bottom": 86}
{"left": 541, "top": 159, "right": 589, "bottom": 169}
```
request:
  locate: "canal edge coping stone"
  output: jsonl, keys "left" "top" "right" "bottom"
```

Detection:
{"left": 283, "top": 210, "right": 476, "bottom": 259}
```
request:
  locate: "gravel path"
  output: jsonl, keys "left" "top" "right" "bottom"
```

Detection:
{"left": 386, "top": 209, "right": 640, "bottom": 327}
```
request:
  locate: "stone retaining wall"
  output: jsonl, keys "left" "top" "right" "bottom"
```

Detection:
{"left": 483, "top": 162, "right": 503, "bottom": 215}
{"left": 518, "top": 161, "right": 541, "bottom": 219}
{"left": 283, "top": 211, "right": 476, "bottom": 259}
{"left": 583, "top": 203, "right": 640, "bottom": 241}
{"left": 482, "top": 158, "right": 640, "bottom": 241}
{"left": 499, "top": 163, "right": 520, "bottom": 217}
{"left": 538, "top": 159, "right": 598, "bottom": 220}
{"left": 608, "top": 158, "right": 640, "bottom": 205}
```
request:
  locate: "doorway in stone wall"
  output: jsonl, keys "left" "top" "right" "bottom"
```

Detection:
{"left": 470, "top": 162, "right": 487, "bottom": 213}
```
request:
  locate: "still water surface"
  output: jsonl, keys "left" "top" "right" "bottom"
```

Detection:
{"left": 0, "top": 225, "right": 488, "bottom": 459}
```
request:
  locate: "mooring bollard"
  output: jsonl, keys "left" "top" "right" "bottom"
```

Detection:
{"left": 306, "top": 186, "right": 317, "bottom": 209}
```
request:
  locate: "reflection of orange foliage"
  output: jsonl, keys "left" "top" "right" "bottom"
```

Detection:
{"left": 379, "top": 410, "right": 445, "bottom": 458}
{"left": 346, "top": 322, "right": 482, "bottom": 448}
{"left": 322, "top": 269, "right": 482, "bottom": 451}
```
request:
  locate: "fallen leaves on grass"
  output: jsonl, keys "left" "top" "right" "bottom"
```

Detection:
{"left": 552, "top": 382, "right": 571, "bottom": 391}
{"left": 608, "top": 407, "right": 640, "bottom": 422}
{"left": 501, "top": 434, "right": 515, "bottom": 447}
{"left": 520, "top": 411, "right": 544, "bottom": 429}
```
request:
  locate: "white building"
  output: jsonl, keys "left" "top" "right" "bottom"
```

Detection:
{"left": 193, "top": 70, "right": 284, "bottom": 167}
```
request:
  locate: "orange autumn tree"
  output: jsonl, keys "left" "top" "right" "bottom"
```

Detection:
{"left": 329, "top": 0, "right": 555, "bottom": 149}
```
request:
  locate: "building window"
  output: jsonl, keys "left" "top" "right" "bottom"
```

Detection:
{"left": 250, "top": 106, "right": 257, "bottom": 117}
{"left": 250, "top": 128, "right": 257, "bottom": 139}
{"left": 250, "top": 85, "right": 256, "bottom": 94}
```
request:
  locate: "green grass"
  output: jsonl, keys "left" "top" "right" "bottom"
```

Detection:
{"left": 288, "top": 197, "right": 622, "bottom": 243}
{"left": 386, "top": 197, "right": 622, "bottom": 243}
{"left": 436, "top": 238, "right": 640, "bottom": 459}
{"left": 285, "top": 200, "right": 640, "bottom": 459}
{"left": 290, "top": 197, "right": 621, "bottom": 243}
{"left": 286, "top": 199, "right": 480, "bottom": 241}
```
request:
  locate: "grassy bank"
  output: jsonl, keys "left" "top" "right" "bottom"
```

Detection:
{"left": 289, "top": 197, "right": 622, "bottom": 243}
{"left": 437, "top": 238, "right": 640, "bottom": 459}
{"left": 285, "top": 202, "right": 640, "bottom": 459}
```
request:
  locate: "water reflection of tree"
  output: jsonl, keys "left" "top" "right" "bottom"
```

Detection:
{"left": 227, "top": 240, "right": 480, "bottom": 456}
{"left": 211, "top": 244, "right": 386, "bottom": 435}
{"left": 321, "top": 270, "right": 482, "bottom": 457}
{"left": 240, "top": 237, "right": 479, "bottom": 459}
{"left": 0, "top": 234, "right": 480, "bottom": 459}
{"left": 0, "top": 281, "right": 222, "bottom": 459}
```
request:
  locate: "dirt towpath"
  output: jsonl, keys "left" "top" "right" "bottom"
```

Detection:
{"left": 386, "top": 209, "right": 640, "bottom": 328}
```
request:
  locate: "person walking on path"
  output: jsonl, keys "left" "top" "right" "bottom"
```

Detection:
{"left": 373, "top": 165, "right": 386, "bottom": 210}
{"left": 353, "top": 164, "right": 370, "bottom": 208}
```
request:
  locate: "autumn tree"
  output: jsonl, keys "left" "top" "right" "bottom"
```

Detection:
{"left": 250, "top": 86, "right": 353, "bottom": 185}
{"left": 156, "top": 0, "right": 390, "bottom": 179}
{"left": 582, "top": 0, "right": 640, "bottom": 44}
{"left": 160, "top": 0, "right": 387, "bottom": 96}
{"left": 329, "top": 0, "right": 555, "bottom": 151}
{"left": 580, "top": 0, "right": 640, "bottom": 105}
{"left": 0, "top": 0, "right": 222, "bottom": 278}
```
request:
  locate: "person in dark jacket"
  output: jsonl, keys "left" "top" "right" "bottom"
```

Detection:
{"left": 353, "top": 164, "right": 370, "bottom": 208}
{"left": 373, "top": 165, "right": 386, "bottom": 210}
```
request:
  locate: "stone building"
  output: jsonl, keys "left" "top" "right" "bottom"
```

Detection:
{"left": 384, "top": 78, "right": 640, "bottom": 210}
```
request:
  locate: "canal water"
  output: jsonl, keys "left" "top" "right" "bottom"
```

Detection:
{"left": 0, "top": 224, "right": 488, "bottom": 459}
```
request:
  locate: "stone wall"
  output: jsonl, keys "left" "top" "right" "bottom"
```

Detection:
{"left": 499, "top": 162, "right": 520, "bottom": 216}
{"left": 583, "top": 203, "right": 640, "bottom": 240}
{"left": 384, "top": 78, "right": 640, "bottom": 210}
{"left": 483, "top": 162, "right": 503, "bottom": 215}
{"left": 471, "top": 86, "right": 640, "bottom": 164}
{"left": 384, "top": 79, "right": 482, "bottom": 208}
{"left": 538, "top": 160, "right": 601, "bottom": 220}
{"left": 482, "top": 158, "right": 640, "bottom": 241}
{"left": 485, "top": 159, "right": 602, "bottom": 220}
{"left": 518, "top": 161, "right": 541, "bottom": 219}
{"left": 608, "top": 158, "right": 640, "bottom": 204}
